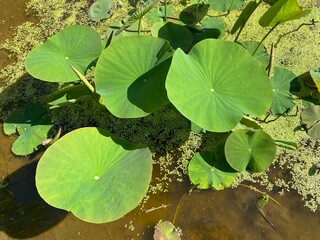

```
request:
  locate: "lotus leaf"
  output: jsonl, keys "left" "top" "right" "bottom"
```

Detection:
{"left": 146, "top": 5, "right": 176, "bottom": 24}
{"left": 179, "top": 3, "right": 210, "bottom": 25}
{"left": 166, "top": 39, "right": 272, "bottom": 132}
{"left": 231, "top": 1, "right": 258, "bottom": 34}
{"left": 310, "top": 69, "right": 320, "bottom": 92}
{"left": 225, "top": 129, "right": 276, "bottom": 172}
{"left": 259, "top": 0, "right": 311, "bottom": 27}
{"left": 188, "top": 152, "right": 237, "bottom": 190}
{"left": 88, "top": 0, "right": 114, "bottom": 22}
{"left": 25, "top": 25, "right": 102, "bottom": 82}
{"left": 240, "top": 41, "right": 269, "bottom": 68}
{"left": 95, "top": 36, "right": 173, "bottom": 118}
{"left": 3, "top": 104, "right": 53, "bottom": 155}
{"left": 36, "top": 127, "right": 153, "bottom": 223}
{"left": 154, "top": 221, "right": 181, "bottom": 240}
{"left": 154, "top": 22, "right": 193, "bottom": 51}
{"left": 270, "top": 67, "right": 296, "bottom": 115}
{"left": 301, "top": 105, "right": 320, "bottom": 139}
{"left": 208, "top": 0, "right": 245, "bottom": 12}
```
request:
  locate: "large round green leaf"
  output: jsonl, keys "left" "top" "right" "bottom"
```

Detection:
{"left": 166, "top": 39, "right": 272, "bottom": 132}
{"left": 208, "top": 0, "right": 245, "bottom": 12}
{"left": 259, "top": 0, "right": 311, "bottom": 27}
{"left": 95, "top": 36, "right": 172, "bottom": 118}
{"left": 36, "top": 127, "right": 153, "bottom": 223}
{"left": 188, "top": 152, "right": 237, "bottom": 190}
{"left": 225, "top": 129, "right": 276, "bottom": 173}
{"left": 25, "top": 25, "right": 102, "bottom": 82}
{"left": 270, "top": 67, "right": 296, "bottom": 115}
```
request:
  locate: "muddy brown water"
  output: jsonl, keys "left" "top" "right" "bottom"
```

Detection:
{"left": 1, "top": 1, "right": 320, "bottom": 239}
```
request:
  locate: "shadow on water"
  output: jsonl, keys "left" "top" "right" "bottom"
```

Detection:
{"left": 0, "top": 160, "right": 68, "bottom": 239}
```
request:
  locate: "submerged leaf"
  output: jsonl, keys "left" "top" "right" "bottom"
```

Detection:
{"left": 259, "top": 0, "right": 311, "bottom": 27}
{"left": 36, "top": 127, "right": 153, "bottom": 223}
{"left": 154, "top": 221, "right": 181, "bottom": 240}
{"left": 3, "top": 104, "right": 53, "bottom": 155}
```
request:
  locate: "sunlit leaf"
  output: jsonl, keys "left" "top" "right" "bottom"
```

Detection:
{"left": 88, "top": 0, "right": 114, "bottom": 22}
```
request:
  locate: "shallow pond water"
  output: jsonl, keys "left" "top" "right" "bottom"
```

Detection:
{"left": 1, "top": 1, "right": 320, "bottom": 239}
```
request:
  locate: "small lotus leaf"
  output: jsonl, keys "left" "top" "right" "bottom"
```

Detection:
{"left": 208, "top": 0, "right": 245, "bottom": 12}
{"left": 301, "top": 105, "right": 320, "bottom": 139}
{"left": 36, "top": 127, "right": 153, "bottom": 223}
{"left": 274, "top": 139, "right": 298, "bottom": 150}
{"left": 166, "top": 39, "right": 272, "bottom": 132}
{"left": 25, "top": 25, "right": 102, "bottom": 82}
{"left": 270, "top": 67, "right": 296, "bottom": 115}
{"left": 154, "top": 221, "right": 181, "bottom": 240}
{"left": 3, "top": 104, "right": 53, "bottom": 155}
{"left": 259, "top": 0, "right": 311, "bottom": 27}
{"left": 188, "top": 152, "right": 237, "bottom": 190}
{"left": 179, "top": 3, "right": 210, "bottom": 25}
{"left": 88, "top": 0, "right": 114, "bottom": 22}
{"left": 95, "top": 36, "right": 173, "bottom": 118}
{"left": 232, "top": 116, "right": 262, "bottom": 131}
{"left": 225, "top": 129, "right": 276, "bottom": 172}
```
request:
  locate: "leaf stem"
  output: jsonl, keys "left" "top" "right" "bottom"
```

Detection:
{"left": 138, "top": 18, "right": 141, "bottom": 34}
{"left": 70, "top": 65, "right": 95, "bottom": 93}
{"left": 164, "top": 0, "right": 167, "bottom": 22}
{"left": 252, "top": 22, "right": 279, "bottom": 56}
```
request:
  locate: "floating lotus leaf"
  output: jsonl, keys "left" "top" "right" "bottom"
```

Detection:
{"left": 88, "top": 0, "right": 114, "bottom": 22}
{"left": 3, "top": 104, "right": 53, "bottom": 155}
{"left": 188, "top": 152, "right": 237, "bottom": 190}
{"left": 270, "top": 67, "right": 296, "bottom": 115}
{"left": 225, "top": 129, "right": 276, "bottom": 172}
{"left": 36, "top": 127, "right": 153, "bottom": 223}
{"left": 208, "top": 0, "right": 245, "bottom": 12}
{"left": 154, "top": 221, "right": 181, "bottom": 240}
{"left": 166, "top": 39, "right": 272, "bottom": 132}
{"left": 95, "top": 36, "right": 173, "bottom": 118}
{"left": 259, "top": 0, "right": 311, "bottom": 27}
{"left": 301, "top": 105, "right": 320, "bottom": 139}
{"left": 25, "top": 25, "right": 102, "bottom": 82}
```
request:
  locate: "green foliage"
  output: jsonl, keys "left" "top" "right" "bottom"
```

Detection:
{"left": 310, "top": 69, "right": 320, "bottom": 92}
{"left": 25, "top": 25, "right": 102, "bottom": 82}
{"left": 188, "top": 152, "right": 237, "bottom": 190}
{"left": 270, "top": 67, "right": 296, "bottom": 115}
{"left": 154, "top": 221, "right": 181, "bottom": 240}
{"left": 88, "top": 0, "right": 114, "bottom": 22}
{"left": 240, "top": 41, "right": 269, "bottom": 68}
{"left": 179, "top": 3, "right": 210, "bottom": 25}
{"left": 208, "top": 0, "right": 245, "bottom": 12}
{"left": 146, "top": 5, "right": 176, "bottom": 24}
{"left": 259, "top": 0, "right": 311, "bottom": 27}
{"left": 166, "top": 39, "right": 272, "bottom": 132}
{"left": 231, "top": 1, "right": 259, "bottom": 34}
{"left": 301, "top": 105, "right": 320, "bottom": 139}
{"left": 225, "top": 129, "right": 276, "bottom": 172}
{"left": 95, "top": 36, "right": 173, "bottom": 118}
{"left": 36, "top": 127, "right": 153, "bottom": 223}
{"left": 3, "top": 104, "right": 53, "bottom": 155}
